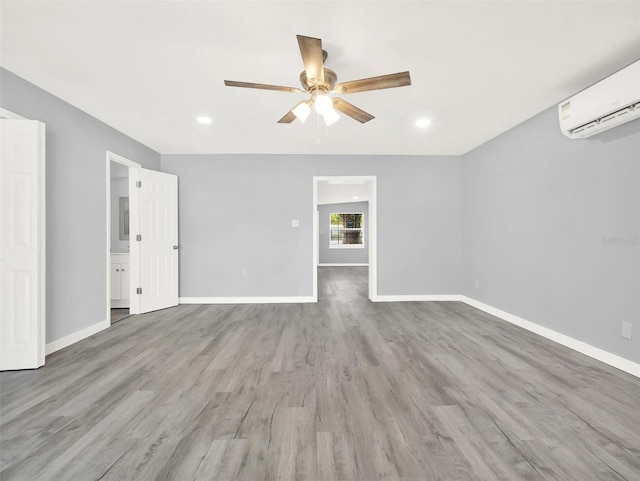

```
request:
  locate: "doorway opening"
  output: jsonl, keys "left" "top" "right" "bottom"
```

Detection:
{"left": 107, "top": 155, "right": 179, "bottom": 319}
{"left": 106, "top": 152, "right": 140, "bottom": 325}
{"left": 317, "top": 266, "right": 370, "bottom": 302}
{"left": 313, "top": 176, "right": 377, "bottom": 302}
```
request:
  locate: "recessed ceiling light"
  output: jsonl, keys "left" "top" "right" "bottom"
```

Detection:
{"left": 197, "top": 116, "right": 212, "bottom": 124}
{"left": 353, "top": 196, "right": 359, "bottom": 200}
{"left": 416, "top": 118, "right": 431, "bottom": 128}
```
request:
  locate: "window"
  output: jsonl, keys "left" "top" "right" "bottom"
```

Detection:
{"left": 330, "top": 213, "right": 364, "bottom": 248}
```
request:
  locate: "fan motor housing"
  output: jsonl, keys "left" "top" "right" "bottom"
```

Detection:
{"left": 300, "top": 68, "right": 338, "bottom": 92}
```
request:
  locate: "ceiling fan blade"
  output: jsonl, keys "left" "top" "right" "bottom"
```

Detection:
{"left": 277, "top": 110, "right": 297, "bottom": 124}
{"left": 332, "top": 71, "right": 411, "bottom": 94}
{"left": 224, "top": 80, "right": 303, "bottom": 93}
{"left": 332, "top": 98, "right": 375, "bottom": 123}
{"left": 297, "top": 35, "right": 324, "bottom": 86}
{"left": 278, "top": 100, "right": 312, "bottom": 124}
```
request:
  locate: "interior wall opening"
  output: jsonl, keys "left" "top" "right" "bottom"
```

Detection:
{"left": 109, "top": 160, "right": 131, "bottom": 324}
{"left": 106, "top": 152, "right": 141, "bottom": 325}
{"left": 313, "top": 176, "right": 377, "bottom": 302}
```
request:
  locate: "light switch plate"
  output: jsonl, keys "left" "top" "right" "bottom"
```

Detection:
{"left": 622, "top": 321, "right": 632, "bottom": 339}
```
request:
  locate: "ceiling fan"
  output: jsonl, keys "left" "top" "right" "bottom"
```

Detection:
{"left": 224, "top": 34, "right": 411, "bottom": 125}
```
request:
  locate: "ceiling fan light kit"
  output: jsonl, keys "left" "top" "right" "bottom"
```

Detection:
{"left": 323, "top": 108, "right": 340, "bottom": 126}
{"left": 224, "top": 34, "right": 411, "bottom": 126}
{"left": 291, "top": 100, "right": 312, "bottom": 123}
{"left": 314, "top": 93, "right": 333, "bottom": 115}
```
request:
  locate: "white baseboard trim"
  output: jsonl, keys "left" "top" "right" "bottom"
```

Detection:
{"left": 45, "top": 319, "right": 110, "bottom": 355}
{"left": 460, "top": 296, "right": 640, "bottom": 379}
{"left": 318, "top": 263, "right": 369, "bottom": 267}
{"left": 373, "top": 294, "right": 463, "bottom": 302}
{"left": 179, "top": 296, "right": 316, "bottom": 305}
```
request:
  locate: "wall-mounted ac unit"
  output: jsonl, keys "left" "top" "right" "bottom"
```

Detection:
{"left": 559, "top": 60, "right": 640, "bottom": 139}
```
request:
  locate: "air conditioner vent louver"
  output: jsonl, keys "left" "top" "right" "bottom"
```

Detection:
{"left": 559, "top": 60, "right": 640, "bottom": 139}
{"left": 569, "top": 101, "right": 640, "bottom": 139}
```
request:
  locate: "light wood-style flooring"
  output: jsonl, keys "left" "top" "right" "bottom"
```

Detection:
{"left": 1, "top": 267, "right": 639, "bottom": 480}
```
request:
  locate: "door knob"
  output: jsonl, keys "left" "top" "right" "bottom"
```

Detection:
{"left": 173, "top": 245, "right": 179, "bottom": 250}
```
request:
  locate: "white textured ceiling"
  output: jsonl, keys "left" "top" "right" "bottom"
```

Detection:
{"left": 1, "top": 1, "right": 639, "bottom": 156}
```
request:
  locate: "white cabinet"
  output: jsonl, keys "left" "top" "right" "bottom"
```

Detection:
{"left": 111, "top": 253, "right": 130, "bottom": 308}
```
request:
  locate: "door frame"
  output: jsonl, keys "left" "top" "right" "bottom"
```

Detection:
{"left": 105, "top": 151, "right": 141, "bottom": 322}
{"left": 313, "top": 176, "right": 377, "bottom": 301}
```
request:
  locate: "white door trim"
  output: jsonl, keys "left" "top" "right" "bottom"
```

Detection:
{"left": 313, "top": 176, "right": 378, "bottom": 301}
{"left": 106, "top": 151, "right": 141, "bottom": 323}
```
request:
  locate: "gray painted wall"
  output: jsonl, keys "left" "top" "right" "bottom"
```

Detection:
{"left": 161, "top": 154, "right": 463, "bottom": 298}
{"left": 318, "top": 201, "right": 369, "bottom": 265}
{"left": 0, "top": 68, "right": 160, "bottom": 343}
{"left": 462, "top": 106, "right": 640, "bottom": 364}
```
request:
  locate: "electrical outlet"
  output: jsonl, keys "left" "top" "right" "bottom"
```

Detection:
{"left": 475, "top": 280, "right": 480, "bottom": 289}
{"left": 241, "top": 268, "right": 248, "bottom": 278}
{"left": 291, "top": 219, "right": 300, "bottom": 228}
{"left": 621, "top": 322, "right": 632, "bottom": 340}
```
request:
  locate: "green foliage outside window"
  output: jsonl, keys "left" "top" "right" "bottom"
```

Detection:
{"left": 330, "top": 213, "right": 364, "bottom": 246}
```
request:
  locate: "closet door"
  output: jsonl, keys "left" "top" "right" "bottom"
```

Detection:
{"left": 0, "top": 120, "right": 46, "bottom": 370}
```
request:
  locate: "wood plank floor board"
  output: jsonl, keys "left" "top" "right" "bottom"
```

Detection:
{"left": 2, "top": 267, "right": 640, "bottom": 480}
{"left": 36, "top": 390, "right": 157, "bottom": 481}
{"left": 0, "top": 414, "right": 72, "bottom": 471}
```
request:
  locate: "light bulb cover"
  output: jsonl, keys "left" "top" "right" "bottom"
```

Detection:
{"left": 323, "top": 108, "right": 340, "bottom": 126}
{"left": 292, "top": 101, "right": 311, "bottom": 123}
{"left": 314, "top": 94, "right": 333, "bottom": 115}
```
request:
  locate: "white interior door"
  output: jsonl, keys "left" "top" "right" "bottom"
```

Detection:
{"left": 134, "top": 168, "right": 178, "bottom": 313}
{"left": 0, "top": 120, "right": 46, "bottom": 370}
